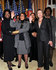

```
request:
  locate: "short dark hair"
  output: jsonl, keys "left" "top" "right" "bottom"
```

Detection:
{"left": 30, "top": 13, "right": 36, "bottom": 19}
{"left": 30, "top": 13, "right": 36, "bottom": 16}
{"left": 20, "top": 12, "right": 26, "bottom": 18}
{"left": 3, "top": 9, "right": 11, "bottom": 19}
{"left": 44, "top": 7, "right": 52, "bottom": 15}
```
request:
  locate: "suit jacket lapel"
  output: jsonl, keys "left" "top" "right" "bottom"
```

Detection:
{"left": 38, "top": 18, "right": 44, "bottom": 29}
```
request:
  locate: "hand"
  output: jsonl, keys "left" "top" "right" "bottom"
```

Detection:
{"left": 48, "top": 41, "right": 53, "bottom": 47}
{"left": 11, "top": 11, "right": 15, "bottom": 19}
{"left": 32, "top": 32, "right": 37, "bottom": 37}
{"left": 29, "top": 15, "right": 32, "bottom": 23}
{"left": 12, "top": 30, "right": 19, "bottom": 35}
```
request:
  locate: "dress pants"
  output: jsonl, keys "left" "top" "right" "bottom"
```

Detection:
{"left": 38, "top": 40, "right": 50, "bottom": 69}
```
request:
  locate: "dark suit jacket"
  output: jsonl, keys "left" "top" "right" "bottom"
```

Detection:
{"left": 35, "top": 17, "right": 52, "bottom": 43}
{"left": 50, "top": 16, "right": 56, "bottom": 47}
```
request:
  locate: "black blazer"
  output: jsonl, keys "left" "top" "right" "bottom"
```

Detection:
{"left": 35, "top": 18, "right": 52, "bottom": 43}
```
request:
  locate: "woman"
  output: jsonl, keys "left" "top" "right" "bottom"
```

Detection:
{"left": 29, "top": 13, "right": 38, "bottom": 62}
{"left": 10, "top": 12, "right": 31, "bottom": 69}
{"left": 34, "top": 9, "right": 53, "bottom": 70}
{"left": 44, "top": 7, "right": 56, "bottom": 67}
{"left": 1, "top": 9, "right": 15, "bottom": 70}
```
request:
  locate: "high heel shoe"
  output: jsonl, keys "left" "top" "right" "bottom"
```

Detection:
{"left": 18, "top": 63, "right": 21, "bottom": 68}
{"left": 49, "top": 61, "right": 53, "bottom": 67}
{"left": 8, "top": 65, "right": 12, "bottom": 70}
{"left": 25, "top": 62, "right": 28, "bottom": 69}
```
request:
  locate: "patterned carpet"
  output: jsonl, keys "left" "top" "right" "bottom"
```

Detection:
{"left": 0, "top": 49, "right": 56, "bottom": 70}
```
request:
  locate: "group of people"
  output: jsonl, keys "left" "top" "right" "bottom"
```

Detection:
{"left": 0, "top": 7, "right": 56, "bottom": 70}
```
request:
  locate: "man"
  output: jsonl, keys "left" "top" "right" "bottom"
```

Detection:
{"left": 44, "top": 7, "right": 56, "bottom": 67}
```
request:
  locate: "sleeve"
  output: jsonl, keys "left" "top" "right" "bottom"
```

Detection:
{"left": 29, "top": 22, "right": 37, "bottom": 33}
{"left": 1, "top": 21, "right": 12, "bottom": 35}
{"left": 47, "top": 19, "right": 53, "bottom": 41}
{"left": 19, "top": 21, "right": 30, "bottom": 33}
{"left": 54, "top": 18, "right": 56, "bottom": 31}
{"left": 10, "top": 19, "right": 17, "bottom": 27}
{"left": 34, "top": 21, "right": 38, "bottom": 33}
{"left": 29, "top": 23, "right": 33, "bottom": 33}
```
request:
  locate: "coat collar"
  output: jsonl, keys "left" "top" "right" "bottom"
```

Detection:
{"left": 37, "top": 17, "right": 45, "bottom": 28}
{"left": 19, "top": 20, "right": 27, "bottom": 25}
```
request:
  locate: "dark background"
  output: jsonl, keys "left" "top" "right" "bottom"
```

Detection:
{"left": 4, "top": 0, "right": 28, "bottom": 9}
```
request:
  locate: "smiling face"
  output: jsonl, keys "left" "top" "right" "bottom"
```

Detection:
{"left": 20, "top": 13, "right": 25, "bottom": 20}
{"left": 37, "top": 10, "right": 43, "bottom": 18}
{"left": 45, "top": 9, "right": 51, "bottom": 16}
{"left": 5, "top": 11, "right": 10, "bottom": 19}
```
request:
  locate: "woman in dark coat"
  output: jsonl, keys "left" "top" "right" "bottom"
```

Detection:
{"left": 35, "top": 9, "right": 53, "bottom": 70}
{"left": 29, "top": 13, "right": 38, "bottom": 62}
{"left": 1, "top": 9, "right": 15, "bottom": 70}
{"left": 44, "top": 7, "right": 56, "bottom": 67}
